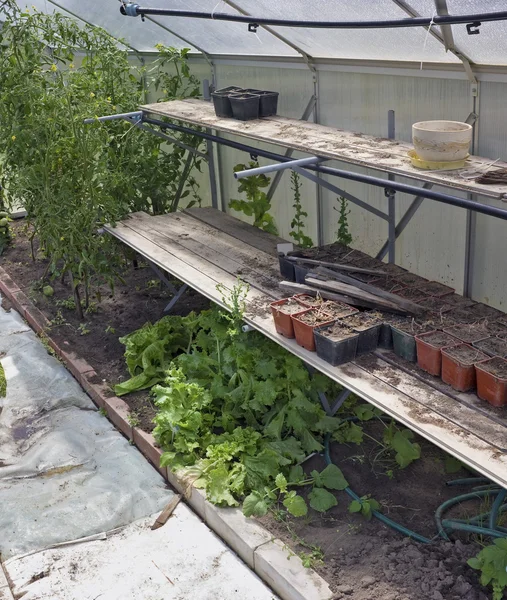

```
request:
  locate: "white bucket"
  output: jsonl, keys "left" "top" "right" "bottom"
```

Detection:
{"left": 412, "top": 120, "right": 472, "bottom": 162}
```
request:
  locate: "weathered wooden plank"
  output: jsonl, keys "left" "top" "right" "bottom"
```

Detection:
{"left": 286, "top": 256, "right": 387, "bottom": 276}
{"left": 142, "top": 99, "right": 507, "bottom": 200}
{"left": 106, "top": 215, "right": 507, "bottom": 489}
{"left": 184, "top": 207, "right": 286, "bottom": 255}
{"left": 123, "top": 212, "right": 282, "bottom": 300}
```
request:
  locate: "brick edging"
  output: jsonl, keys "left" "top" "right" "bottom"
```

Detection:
{"left": 0, "top": 266, "right": 333, "bottom": 600}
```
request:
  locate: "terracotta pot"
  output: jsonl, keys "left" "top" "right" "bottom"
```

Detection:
{"left": 291, "top": 308, "right": 335, "bottom": 352}
{"left": 270, "top": 298, "right": 307, "bottom": 338}
{"left": 475, "top": 357, "right": 507, "bottom": 407}
{"left": 415, "top": 330, "right": 459, "bottom": 376}
{"left": 441, "top": 344, "right": 488, "bottom": 392}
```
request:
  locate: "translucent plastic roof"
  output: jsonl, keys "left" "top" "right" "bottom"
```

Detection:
{"left": 9, "top": 0, "right": 507, "bottom": 65}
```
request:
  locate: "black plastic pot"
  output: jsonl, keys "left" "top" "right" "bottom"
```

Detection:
{"left": 391, "top": 325, "right": 417, "bottom": 362}
{"left": 294, "top": 263, "right": 310, "bottom": 284}
{"left": 355, "top": 323, "right": 382, "bottom": 354}
{"left": 378, "top": 323, "right": 393, "bottom": 349}
{"left": 278, "top": 254, "right": 295, "bottom": 281}
{"left": 211, "top": 86, "right": 242, "bottom": 118}
{"left": 230, "top": 93, "right": 260, "bottom": 121}
{"left": 244, "top": 88, "right": 279, "bottom": 117}
{"left": 315, "top": 324, "right": 359, "bottom": 366}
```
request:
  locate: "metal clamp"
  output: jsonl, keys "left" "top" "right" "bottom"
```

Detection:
{"left": 248, "top": 23, "right": 259, "bottom": 33}
{"left": 121, "top": 3, "right": 140, "bottom": 17}
{"left": 466, "top": 21, "right": 481, "bottom": 35}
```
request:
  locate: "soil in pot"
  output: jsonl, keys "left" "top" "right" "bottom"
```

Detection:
{"left": 444, "top": 323, "right": 491, "bottom": 344}
{"left": 229, "top": 93, "right": 260, "bottom": 121}
{"left": 390, "top": 317, "right": 433, "bottom": 363}
{"left": 341, "top": 311, "right": 383, "bottom": 353}
{"left": 319, "top": 300, "right": 358, "bottom": 320}
{"left": 314, "top": 321, "right": 359, "bottom": 366}
{"left": 289, "top": 242, "right": 351, "bottom": 263}
{"left": 292, "top": 293, "right": 322, "bottom": 307}
{"left": 473, "top": 336, "right": 507, "bottom": 358}
{"left": 350, "top": 272, "right": 380, "bottom": 283}
{"left": 416, "top": 281, "right": 455, "bottom": 297}
{"left": 468, "top": 302, "right": 504, "bottom": 321}
{"left": 415, "top": 330, "right": 459, "bottom": 376}
{"left": 445, "top": 307, "right": 476, "bottom": 324}
{"left": 395, "top": 287, "right": 429, "bottom": 303}
{"left": 394, "top": 272, "right": 428, "bottom": 288}
{"left": 475, "top": 357, "right": 507, "bottom": 407}
{"left": 418, "top": 296, "right": 452, "bottom": 314}
{"left": 370, "top": 276, "right": 404, "bottom": 294}
{"left": 270, "top": 297, "right": 308, "bottom": 338}
{"left": 442, "top": 294, "right": 475, "bottom": 309}
{"left": 291, "top": 308, "right": 335, "bottom": 352}
{"left": 441, "top": 344, "right": 488, "bottom": 392}
{"left": 379, "top": 262, "right": 407, "bottom": 276}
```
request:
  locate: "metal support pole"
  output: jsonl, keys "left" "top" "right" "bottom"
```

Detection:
{"left": 313, "top": 71, "right": 324, "bottom": 247}
{"left": 83, "top": 111, "right": 142, "bottom": 124}
{"left": 376, "top": 183, "right": 433, "bottom": 260}
{"left": 387, "top": 110, "right": 396, "bottom": 264}
{"left": 164, "top": 284, "right": 188, "bottom": 313}
{"left": 207, "top": 138, "right": 219, "bottom": 210}
{"left": 135, "top": 123, "right": 208, "bottom": 159}
{"left": 148, "top": 261, "right": 178, "bottom": 295}
{"left": 293, "top": 166, "right": 389, "bottom": 221}
{"left": 234, "top": 156, "right": 322, "bottom": 180}
{"left": 266, "top": 94, "right": 317, "bottom": 202}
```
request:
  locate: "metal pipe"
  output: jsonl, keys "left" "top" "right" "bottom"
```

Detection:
{"left": 135, "top": 123, "right": 208, "bottom": 158}
{"left": 120, "top": 5, "right": 507, "bottom": 29}
{"left": 83, "top": 111, "right": 142, "bottom": 124}
{"left": 387, "top": 110, "right": 396, "bottom": 264}
{"left": 141, "top": 116, "right": 507, "bottom": 222}
{"left": 234, "top": 156, "right": 321, "bottom": 179}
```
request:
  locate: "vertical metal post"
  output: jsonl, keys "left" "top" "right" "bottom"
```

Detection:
{"left": 313, "top": 70, "right": 324, "bottom": 246}
{"left": 203, "top": 79, "right": 219, "bottom": 210}
{"left": 387, "top": 110, "right": 396, "bottom": 264}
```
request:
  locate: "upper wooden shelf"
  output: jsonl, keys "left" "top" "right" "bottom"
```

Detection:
{"left": 141, "top": 99, "right": 507, "bottom": 201}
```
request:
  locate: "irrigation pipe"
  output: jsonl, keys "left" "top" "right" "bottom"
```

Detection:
{"left": 120, "top": 5, "right": 507, "bottom": 30}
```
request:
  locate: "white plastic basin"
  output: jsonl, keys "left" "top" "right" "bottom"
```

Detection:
{"left": 412, "top": 120, "right": 472, "bottom": 162}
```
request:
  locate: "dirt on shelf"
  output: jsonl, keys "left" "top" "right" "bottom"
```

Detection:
{"left": 0, "top": 222, "right": 210, "bottom": 432}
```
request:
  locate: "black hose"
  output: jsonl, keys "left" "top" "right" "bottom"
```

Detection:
{"left": 121, "top": 5, "right": 507, "bottom": 30}
{"left": 142, "top": 116, "right": 507, "bottom": 223}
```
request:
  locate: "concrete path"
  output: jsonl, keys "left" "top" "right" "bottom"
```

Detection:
{"left": 0, "top": 298, "right": 277, "bottom": 599}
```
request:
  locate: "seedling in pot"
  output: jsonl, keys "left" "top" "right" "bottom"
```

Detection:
{"left": 318, "top": 300, "right": 358, "bottom": 320}
{"left": 341, "top": 311, "right": 384, "bottom": 354}
{"left": 291, "top": 308, "right": 335, "bottom": 351}
{"left": 270, "top": 297, "right": 309, "bottom": 339}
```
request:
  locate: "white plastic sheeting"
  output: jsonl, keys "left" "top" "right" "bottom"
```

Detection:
{"left": 0, "top": 301, "right": 172, "bottom": 560}
{"left": 6, "top": 0, "right": 507, "bottom": 65}
{"left": 4, "top": 506, "right": 278, "bottom": 600}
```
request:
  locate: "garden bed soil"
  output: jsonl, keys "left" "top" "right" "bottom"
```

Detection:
{"left": 0, "top": 222, "right": 210, "bottom": 432}
{"left": 259, "top": 420, "right": 491, "bottom": 600}
{"left": 473, "top": 336, "right": 507, "bottom": 358}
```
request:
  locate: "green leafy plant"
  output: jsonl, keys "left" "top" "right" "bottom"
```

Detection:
{"left": 230, "top": 162, "right": 278, "bottom": 234}
{"left": 383, "top": 421, "right": 421, "bottom": 468}
{"left": 216, "top": 278, "right": 250, "bottom": 337}
{"left": 0, "top": 209, "right": 11, "bottom": 256}
{"left": 0, "top": 3, "right": 204, "bottom": 317}
{"left": 77, "top": 323, "right": 91, "bottom": 336}
{"left": 127, "top": 411, "right": 141, "bottom": 428}
{"left": 335, "top": 196, "right": 352, "bottom": 246}
{"left": 0, "top": 363, "right": 6, "bottom": 398}
{"left": 348, "top": 495, "right": 381, "bottom": 521}
{"left": 289, "top": 171, "right": 313, "bottom": 248}
{"left": 468, "top": 538, "right": 507, "bottom": 600}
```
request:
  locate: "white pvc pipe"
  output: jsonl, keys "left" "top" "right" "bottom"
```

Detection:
{"left": 234, "top": 156, "right": 321, "bottom": 179}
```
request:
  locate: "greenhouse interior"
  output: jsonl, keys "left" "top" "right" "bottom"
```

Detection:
{"left": 2, "top": 2, "right": 507, "bottom": 599}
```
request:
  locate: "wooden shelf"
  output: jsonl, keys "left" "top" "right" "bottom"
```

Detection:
{"left": 105, "top": 208, "right": 507, "bottom": 489}
{"left": 141, "top": 99, "right": 507, "bottom": 201}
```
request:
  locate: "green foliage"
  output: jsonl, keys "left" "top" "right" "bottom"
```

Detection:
{"left": 468, "top": 538, "right": 507, "bottom": 600}
{"left": 289, "top": 171, "right": 313, "bottom": 248}
{"left": 348, "top": 495, "right": 381, "bottom": 521}
{"left": 335, "top": 196, "right": 352, "bottom": 246}
{"left": 0, "top": 208, "right": 11, "bottom": 256}
{"left": 230, "top": 162, "right": 278, "bottom": 235}
{"left": 383, "top": 421, "right": 421, "bottom": 469}
{"left": 0, "top": 4, "right": 203, "bottom": 313}
{"left": 0, "top": 363, "right": 6, "bottom": 398}
{"left": 216, "top": 279, "right": 250, "bottom": 338}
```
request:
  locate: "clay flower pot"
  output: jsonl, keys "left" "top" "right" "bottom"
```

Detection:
{"left": 270, "top": 297, "right": 308, "bottom": 338}
{"left": 441, "top": 344, "right": 488, "bottom": 392}
{"left": 291, "top": 308, "right": 335, "bottom": 352}
{"left": 475, "top": 357, "right": 507, "bottom": 407}
{"left": 314, "top": 322, "right": 359, "bottom": 366}
{"left": 415, "top": 330, "right": 459, "bottom": 376}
